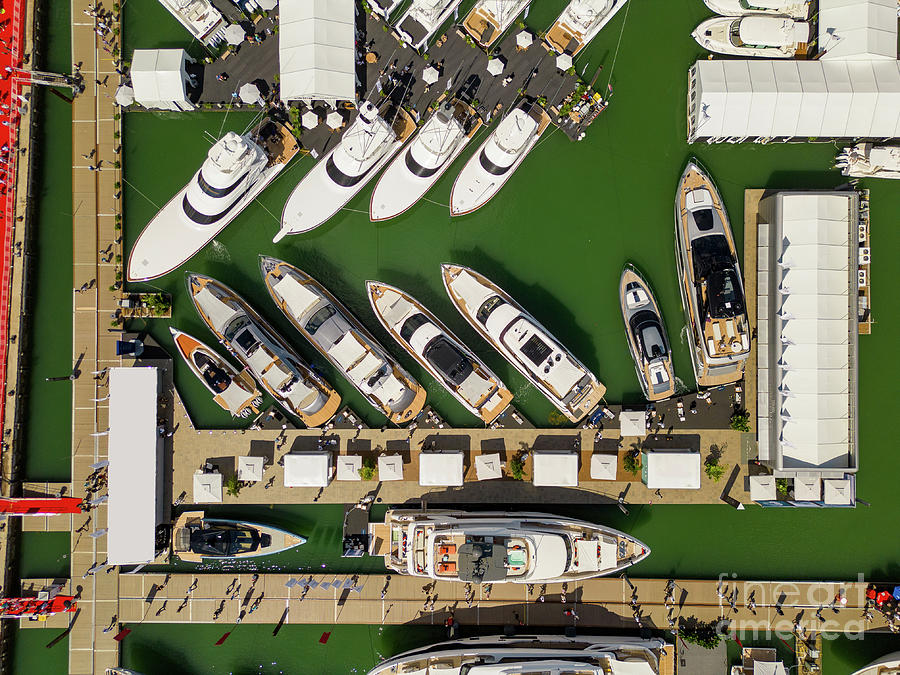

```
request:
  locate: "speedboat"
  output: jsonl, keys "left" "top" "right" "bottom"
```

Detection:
{"left": 169, "top": 327, "right": 262, "bottom": 418}
{"left": 259, "top": 257, "right": 426, "bottom": 425}
{"left": 368, "top": 635, "right": 670, "bottom": 675}
{"left": 692, "top": 15, "right": 810, "bottom": 58}
{"left": 544, "top": 0, "right": 628, "bottom": 56}
{"left": 128, "top": 120, "right": 299, "bottom": 281}
{"left": 369, "top": 509, "right": 650, "bottom": 583}
{"left": 186, "top": 273, "right": 341, "bottom": 427}
{"left": 449, "top": 99, "right": 550, "bottom": 216}
{"left": 275, "top": 101, "right": 416, "bottom": 240}
{"left": 394, "top": 0, "right": 464, "bottom": 51}
{"left": 370, "top": 100, "right": 483, "bottom": 221}
{"left": 702, "top": 0, "right": 809, "bottom": 19}
{"left": 171, "top": 511, "right": 306, "bottom": 563}
{"left": 462, "top": 0, "right": 532, "bottom": 48}
{"left": 619, "top": 265, "right": 675, "bottom": 402}
{"left": 674, "top": 160, "right": 750, "bottom": 388}
{"left": 850, "top": 653, "right": 900, "bottom": 675}
{"left": 442, "top": 264, "right": 605, "bottom": 423}
{"left": 367, "top": 281, "right": 514, "bottom": 424}
{"left": 836, "top": 143, "right": 900, "bottom": 180}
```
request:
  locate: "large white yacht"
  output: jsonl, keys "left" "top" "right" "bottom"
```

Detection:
{"left": 366, "top": 281, "right": 514, "bottom": 424}
{"left": 837, "top": 143, "right": 900, "bottom": 180}
{"left": 442, "top": 264, "right": 605, "bottom": 423}
{"left": 187, "top": 273, "right": 341, "bottom": 427}
{"left": 692, "top": 15, "right": 809, "bottom": 58}
{"left": 259, "top": 257, "right": 427, "bottom": 425}
{"left": 449, "top": 100, "right": 550, "bottom": 216}
{"left": 158, "top": 0, "right": 226, "bottom": 45}
{"left": 275, "top": 101, "right": 416, "bottom": 241}
{"left": 370, "top": 100, "right": 483, "bottom": 221}
{"left": 368, "top": 635, "right": 670, "bottom": 675}
{"left": 850, "top": 652, "right": 900, "bottom": 675}
{"left": 674, "top": 160, "right": 750, "bottom": 388}
{"left": 394, "top": 0, "right": 464, "bottom": 51}
{"left": 462, "top": 0, "right": 532, "bottom": 49}
{"left": 703, "top": 0, "right": 809, "bottom": 19}
{"left": 544, "top": 0, "right": 628, "bottom": 56}
{"left": 370, "top": 510, "right": 650, "bottom": 583}
{"left": 128, "top": 121, "right": 299, "bottom": 281}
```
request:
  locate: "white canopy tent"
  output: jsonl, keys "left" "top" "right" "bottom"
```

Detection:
{"left": 641, "top": 451, "right": 701, "bottom": 490}
{"left": 130, "top": 49, "right": 195, "bottom": 112}
{"left": 237, "top": 455, "right": 265, "bottom": 482}
{"left": 619, "top": 411, "right": 646, "bottom": 437}
{"left": 823, "top": 478, "right": 854, "bottom": 505}
{"left": 532, "top": 451, "right": 578, "bottom": 487}
{"left": 419, "top": 452, "right": 464, "bottom": 486}
{"left": 193, "top": 471, "right": 223, "bottom": 503}
{"left": 337, "top": 455, "right": 363, "bottom": 481}
{"left": 377, "top": 455, "right": 404, "bottom": 481}
{"left": 749, "top": 475, "right": 777, "bottom": 502}
{"left": 279, "top": 0, "right": 356, "bottom": 103}
{"left": 793, "top": 475, "right": 822, "bottom": 501}
{"left": 474, "top": 453, "right": 502, "bottom": 480}
{"left": 818, "top": 0, "right": 897, "bottom": 61}
{"left": 108, "top": 367, "right": 162, "bottom": 566}
{"left": 590, "top": 453, "right": 617, "bottom": 481}
{"left": 284, "top": 452, "right": 333, "bottom": 487}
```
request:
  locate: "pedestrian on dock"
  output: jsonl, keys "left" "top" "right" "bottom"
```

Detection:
{"left": 563, "top": 608, "right": 579, "bottom": 621}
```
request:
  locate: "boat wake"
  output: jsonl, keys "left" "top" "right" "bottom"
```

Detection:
{"left": 673, "top": 376, "right": 691, "bottom": 395}
{"left": 679, "top": 325, "right": 690, "bottom": 345}
{"left": 205, "top": 240, "right": 231, "bottom": 264}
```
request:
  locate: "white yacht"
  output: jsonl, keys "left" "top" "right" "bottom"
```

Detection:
{"left": 442, "top": 264, "right": 605, "bottom": 423}
{"left": 692, "top": 15, "right": 810, "bottom": 58}
{"left": 449, "top": 100, "right": 550, "bottom": 217}
{"left": 259, "top": 257, "right": 427, "bottom": 425}
{"left": 370, "top": 100, "right": 483, "bottom": 221}
{"left": 370, "top": 510, "right": 650, "bottom": 583}
{"left": 368, "top": 635, "right": 670, "bottom": 675}
{"left": 158, "top": 0, "right": 226, "bottom": 45}
{"left": 837, "top": 143, "right": 900, "bottom": 180}
{"left": 367, "top": 281, "right": 514, "bottom": 424}
{"left": 850, "top": 652, "right": 900, "bottom": 675}
{"left": 171, "top": 512, "right": 306, "bottom": 563}
{"left": 462, "top": 0, "right": 532, "bottom": 49}
{"left": 675, "top": 160, "right": 750, "bottom": 388}
{"left": 128, "top": 121, "right": 299, "bottom": 281}
{"left": 703, "top": 0, "right": 810, "bottom": 19}
{"left": 395, "top": 0, "right": 464, "bottom": 51}
{"left": 275, "top": 101, "right": 416, "bottom": 241}
{"left": 545, "top": 0, "right": 628, "bottom": 56}
{"left": 187, "top": 273, "right": 341, "bottom": 427}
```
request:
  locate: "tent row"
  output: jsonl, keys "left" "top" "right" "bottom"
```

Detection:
{"left": 818, "top": 0, "right": 898, "bottom": 62}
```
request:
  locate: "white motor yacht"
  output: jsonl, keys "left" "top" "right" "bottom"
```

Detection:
{"left": 370, "top": 510, "right": 650, "bottom": 583}
{"left": 850, "top": 652, "right": 900, "bottom": 675}
{"left": 692, "top": 15, "right": 810, "bottom": 58}
{"left": 275, "top": 101, "right": 416, "bottom": 240}
{"left": 186, "top": 273, "right": 341, "bottom": 427}
{"left": 462, "top": 0, "right": 532, "bottom": 48}
{"left": 371, "top": 100, "right": 483, "bottom": 221}
{"left": 703, "top": 0, "right": 809, "bottom": 19}
{"left": 128, "top": 121, "right": 299, "bottom": 281}
{"left": 442, "top": 264, "right": 605, "bottom": 423}
{"left": 171, "top": 512, "right": 306, "bottom": 563}
{"left": 260, "top": 257, "right": 427, "bottom": 425}
{"left": 545, "top": 0, "right": 628, "bottom": 56}
{"left": 394, "top": 0, "right": 464, "bottom": 51}
{"left": 449, "top": 100, "right": 550, "bottom": 216}
{"left": 368, "top": 635, "right": 670, "bottom": 675}
{"left": 837, "top": 143, "right": 900, "bottom": 180}
{"left": 367, "top": 281, "right": 514, "bottom": 424}
{"left": 158, "top": 0, "right": 226, "bottom": 45}
{"left": 674, "top": 160, "right": 750, "bottom": 388}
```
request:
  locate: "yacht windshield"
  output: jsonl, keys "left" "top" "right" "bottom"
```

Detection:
{"left": 707, "top": 268, "right": 745, "bottom": 318}
{"left": 690, "top": 234, "right": 732, "bottom": 281}
{"left": 189, "top": 526, "right": 260, "bottom": 556}
{"left": 520, "top": 334, "right": 553, "bottom": 366}
{"left": 692, "top": 207, "right": 715, "bottom": 231}
{"left": 476, "top": 295, "right": 505, "bottom": 325}
{"left": 630, "top": 311, "right": 667, "bottom": 361}
{"left": 405, "top": 149, "right": 441, "bottom": 178}
{"left": 304, "top": 305, "right": 336, "bottom": 335}
{"left": 478, "top": 149, "right": 510, "bottom": 176}
{"left": 234, "top": 328, "right": 258, "bottom": 353}
{"left": 424, "top": 336, "right": 473, "bottom": 385}
{"left": 197, "top": 170, "right": 243, "bottom": 198}
{"left": 326, "top": 155, "right": 368, "bottom": 187}
{"left": 400, "top": 313, "right": 430, "bottom": 342}
{"left": 182, "top": 194, "right": 244, "bottom": 226}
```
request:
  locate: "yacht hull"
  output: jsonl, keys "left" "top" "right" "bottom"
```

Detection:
{"left": 692, "top": 16, "right": 808, "bottom": 58}
{"left": 703, "top": 0, "right": 809, "bottom": 18}
{"left": 172, "top": 511, "right": 306, "bottom": 563}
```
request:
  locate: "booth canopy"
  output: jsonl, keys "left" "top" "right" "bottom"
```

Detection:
{"left": 823, "top": 478, "right": 853, "bottom": 505}
{"left": 193, "top": 471, "right": 223, "bottom": 503}
{"left": 284, "top": 452, "right": 333, "bottom": 487}
{"left": 619, "top": 410, "right": 646, "bottom": 437}
{"left": 337, "top": 455, "right": 362, "bottom": 481}
{"left": 378, "top": 455, "right": 404, "bottom": 481}
{"left": 130, "top": 48, "right": 194, "bottom": 112}
{"left": 475, "top": 453, "right": 502, "bottom": 481}
{"left": 749, "top": 475, "right": 777, "bottom": 501}
{"left": 793, "top": 475, "right": 822, "bottom": 501}
{"left": 419, "top": 452, "right": 464, "bottom": 486}
{"left": 641, "top": 451, "right": 701, "bottom": 490}
{"left": 532, "top": 451, "right": 578, "bottom": 487}
{"left": 237, "top": 456, "right": 264, "bottom": 482}
{"left": 590, "top": 453, "right": 617, "bottom": 481}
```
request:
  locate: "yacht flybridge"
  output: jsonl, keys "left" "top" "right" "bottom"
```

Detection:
{"left": 545, "top": 0, "right": 628, "bottom": 56}
{"left": 128, "top": 120, "right": 299, "bottom": 281}
{"left": 186, "top": 273, "right": 341, "bottom": 427}
{"left": 442, "top": 264, "right": 605, "bottom": 423}
{"left": 462, "top": 0, "right": 532, "bottom": 49}
{"left": 171, "top": 511, "right": 306, "bottom": 563}
{"left": 837, "top": 143, "right": 900, "bottom": 180}
{"left": 703, "top": 0, "right": 810, "bottom": 19}
{"left": 259, "top": 257, "right": 426, "bottom": 425}
{"left": 692, "top": 15, "right": 809, "bottom": 58}
{"left": 370, "top": 100, "right": 482, "bottom": 221}
{"left": 275, "top": 101, "right": 416, "bottom": 240}
{"left": 370, "top": 510, "right": 650, "bottom": 583}
{"left": 449, "top": 99, "right": 550, "bottom": 216}
{"left": 395, "top": 0, "right": 464, "bottom": 51}
{"left": 367, "top": 281, "right": 514, "bottom": 424}
{"left": 674, "top": 160, "right": 750, "bottom": 388}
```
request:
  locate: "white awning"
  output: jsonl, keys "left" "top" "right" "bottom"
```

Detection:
{"left": 284, "top": 452, "right": 333, "bottom": 487}
{"left": 193, "top": 471, "right": 223, "bottom": 503}
{"left": 642, "top": 451, "right": 701, "bottom": 490}
{"left": 818, "top": 0, "right": 897, "bottom": 61}
{"left": 279, "top": 0, "right": 356, "bottom": 102}
{"left": 336, "top": 454, "right": 362, "bottom": 481}
{"left": 130, "top": 49, "right": 194, "bottom": 112}
{"left": 619, "top": 411, "right": 646, "bottom": 437}
{"left": 532, "top": 451, "right": 578, "bottom": 487}
{"left": 823, "top": 478, "right": 853, "bottom": 505}
{"left": 419, "top": 452, "right": 464, "bottom": 486}
{"left": 237, "top": 455, "right": 265, "bottom": 482}
{"left": 108, "top": 367, "right": 161, "bottom": 565}
{"left": 749, "top": 475, "right": 777, "bottom": 501}
{"left": 474, "top": 453, "right": 502, "bottom": 480}
{"left": 590, "top": 453, "right": 617, "bottom": 480}
{"left": 793, "top": 475, "right": 822, "bottom": 501}
{"left": 377, "top": 455, "right": 404, "bottom": 481}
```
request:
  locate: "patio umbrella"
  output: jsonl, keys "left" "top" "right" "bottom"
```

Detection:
{"left": 486, "top": 57, "right": 505, "bottom": 76}
{"left": 556, "top": 53, "right": 573, "bottom": 71}
{"left": 239, "top": 82, "right": 262, "bottom": 105}
{"left": 114, "top": 85, "right": 134, "bottom": 106}
{"left": 422, "top": 65, "right": 440, "bottom": 85}
{"left": 301, "top": 110, "right": 320, "bottom": 128}
{"left": 326, "top": 110, "right": 344, "bottom": 130}
{"left": 224, "top": 23, "right": 246, "bottom": 46}
{"left": 516, "top": 30, "right": 533, "bottom": 49}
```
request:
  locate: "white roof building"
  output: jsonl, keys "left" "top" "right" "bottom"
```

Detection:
{"left": 130, "top": 49, "right": 195, "bottom": 112}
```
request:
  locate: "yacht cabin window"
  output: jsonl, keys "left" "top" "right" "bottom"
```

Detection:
{"left": 305, "top": 305, "right": 336, "bottom": 335}
{"left": 325, "top": 156, "right": 369, "bottom": 187}
{"left": 197, "top": 170, "right": 243, "bottom": 198}
{"left": 476, "top": 295, "right": 504, "bottom": 325}
{"left": 478, "top": 149, "right": 511, "bottom": 176}
{"left": 400, "top": 313, "right": 430, "bottom": 342}
{"left": 404, "top": 150, "right": 441, "bottom": 178}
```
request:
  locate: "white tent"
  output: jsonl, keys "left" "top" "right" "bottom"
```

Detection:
{"left": 793, "top": 475, "right": 822, "bottom": 501}
{"left": 130, "top": 49, "right": 194, "bottom": 112}
{"left": 193, "top": 471, "right": 223, "bottom": 503}
{"left": 823, "top": 478, "right": 853, "bottom": 505}
{"left": 257, "top": 0, "right": 277, "bottom": 10}
{"left": 749, "top": 475, "right": 777, "bottom": 501}
{"left": 224, "top": 23, "right": 246, "bottom": 45}
{"left": 337, "top": 455, "right": 362, "bottom": 481}
{"left": 378, "top": 455, "right": 404, "bottom": 481}
{"left": 641, "top": 451, "right": 701, "bottom": 490}
{"left": 419, "top": 452, "right": 464, "bottom": 486}
{"left": 818, "top": 0, "right": 897, "bottom": 61}
{"left": 279, "top": 0, "right": 356, "bottom": 102}
{"left": 590, "top": 453, "right": 617, "bottom": 481}
{"left": 114, "top": 85, "right": 134, "bottom": 106}
{"left": 474, "top": 453, "right": 502, "bottom": 481}
{"left": 619, "top": 411, "right": 646, "bottom": 437}
{"left": 238, "top": 455, "right": 265, "bottom": 482}
{"left": 532, "top": 451, "right": 578, "bottom": 487}
{"left": 284, "top": 452, "right": 333, "bottom": 487}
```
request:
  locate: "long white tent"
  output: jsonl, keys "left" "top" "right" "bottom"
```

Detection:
{"left": 818, "top": 0, "right": 898, "bottom": 61}
{"left": 279, "top": 0, "right": 356, "bottom": 102}
{"left": 131, "top": 49, "right": 195, "bottom": 112}
{"left": 108, "top": 367, "right": 163, "bottom": 566}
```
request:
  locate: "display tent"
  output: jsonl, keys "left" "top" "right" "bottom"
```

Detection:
{"left": 130, "top": 49, "right": 194, "bottom": 112}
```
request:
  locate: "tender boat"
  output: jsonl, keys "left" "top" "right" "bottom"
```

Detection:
{"left": 462, "top": 0, "right": 532, "bottom": 49}
{"left": 837, "top": 143, "right": 900, "bottom": 180}
{"left": 618, "top": 265, "right": 675, "bottom": 402}
{"left": 259, "top": 257, "right": 426, "bottom": 425}
{"left": 850, "top": 652, "right": 900, "bottom": 675}
{"left": 186, "top": 273, "right": 341, "bottom": 426}
{"left": 674, "top": 160, "right": 750, "bottom": 388}
{"left": 171, "top": 511, "right": 306, "bottom": 563}
{"left": 692, "top": 15, "right": 809, "bottom": 58}
{"left": 128, "top": 120, "right": 299, "bottom": 281}
{"left": 394, "top": 0, "right": 463, "bottom": 51}
{"left": 442, "top": 264, "right": 605, "bottom": 423}
{"left": 369, "top": 509, "right": 650, "bottom": 583}
{"left": 367, "top": 281, "right": 514, "bottom": 424}
{"left": 370, "top": 100, "right": 483, "bottom": 221}
{"left": 702, "top": 0, "right": 809, "bottom": 19}
{"left": 545, "top": 0, "right": 628, "bottom": 56}
{"left": 449, "top": 99, "right": 550, "bottom": 216}
{"left": 368, "top": 635, "right": 670, "bottom": 675}
{"left": 275, "top": 101, "right": 416, "bottom": 240}
{"left": 169, "top": 327, "right": 262, "bottom": 418}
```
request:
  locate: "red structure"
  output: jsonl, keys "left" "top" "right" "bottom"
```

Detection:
{"left": 0, "top": 595, "right": 77, "bottom": 619}
{"left": 0, "top": 496, "right": 83, "bottom": 515}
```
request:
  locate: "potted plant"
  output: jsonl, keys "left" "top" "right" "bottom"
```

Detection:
{"left": 508, "top": 450, "right": 528, "bottom": 481}
{"left": 225, "top": 474, "right": 242, "bottom": 497}
{"left": 359, "top": 457, "right": 376, "bottom": 480}
{"left": 730, "top": 410, "right": 751, "bottom": 432}
{"left": 622, "top": 450, "right": 640, "bottom": 476}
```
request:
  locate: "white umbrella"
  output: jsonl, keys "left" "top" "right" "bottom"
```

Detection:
{"left": 257, "top": 0, "right": 277, "bottom": 10}
{"left": 556, "top": 53, "right": 573, "bottom": 71}
{"left": 486, "top": 57, "right": 505, "bottom": 76}
{"left": 516, "top": 30, "right": 533, "bottom": 49}
{"left": 301, "top": 110, "right": 320, "bottom": 128}
{"left": 239, "top": 82, "right": 262, "bottom": 105}
{"left": 326, "top": 110, "right": 344, "bottom": 129}
{"left": 114, "top": 85, "right": 134, "bottom": 106}
{"left": 224, "top": 23, "right": 246, "bottom": 46}
{"left": 422, "top": 65, "right": 440, "bottom": 85}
